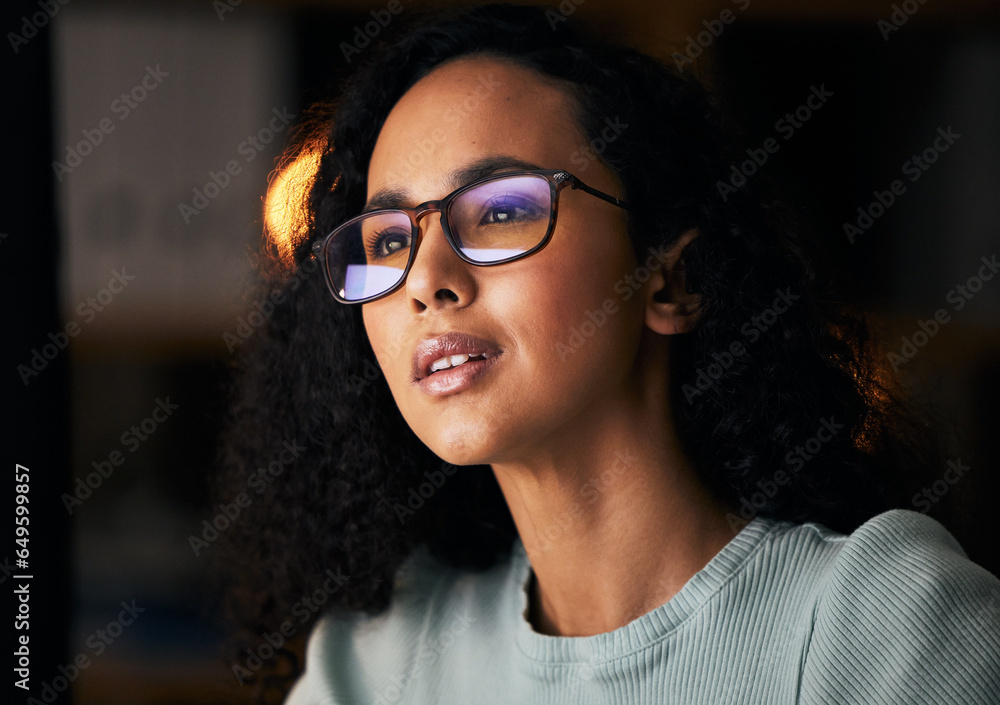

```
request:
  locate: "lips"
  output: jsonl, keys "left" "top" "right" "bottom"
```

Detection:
{"left": 412, "top": 332, "right": 503, "bottom": 382}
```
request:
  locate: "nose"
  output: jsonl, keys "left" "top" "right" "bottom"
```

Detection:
{"left": 404, "top": 208, "right": 475, "bottom": 311}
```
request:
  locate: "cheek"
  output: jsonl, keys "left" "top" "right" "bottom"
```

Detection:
{"left": 515, "top": 247, "right": 642, "bottom": 380}
{"left": 362, "top": 306, "right": 399, "bottom": 380}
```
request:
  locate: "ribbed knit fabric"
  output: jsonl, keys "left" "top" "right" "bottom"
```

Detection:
{"left": 284, "top": 509, "right": 1000, "bottom": 704}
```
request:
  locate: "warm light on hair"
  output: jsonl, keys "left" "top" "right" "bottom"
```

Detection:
{"left": 264, "top": 146, "right": 323, "bottom": 269}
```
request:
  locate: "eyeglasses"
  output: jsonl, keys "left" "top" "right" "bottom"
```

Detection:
{"left": 310, "top": 169, "right": 633, "bottom": 304}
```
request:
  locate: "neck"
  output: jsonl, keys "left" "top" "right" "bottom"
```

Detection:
{"left": 491, "top": 389, "right": 737, "bottom": 637}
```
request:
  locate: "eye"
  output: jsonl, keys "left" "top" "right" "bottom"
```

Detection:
{"left": 367, "top": 228, "right": 411, "bottom": 259}
{"left": 478, "top": 196, "right": 546, "bottom": 225}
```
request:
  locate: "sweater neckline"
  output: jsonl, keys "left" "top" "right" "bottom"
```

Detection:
{"left": 509, "top": 515, "right": 778, "bottom": 663}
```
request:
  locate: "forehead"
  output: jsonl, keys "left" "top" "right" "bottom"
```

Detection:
{"left": 366, "top": 56, "right": 584, "bottom": 201}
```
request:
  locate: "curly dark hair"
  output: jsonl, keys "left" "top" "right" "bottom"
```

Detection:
{"left": 211, "top": 3, "right": 949, "bottom": 703}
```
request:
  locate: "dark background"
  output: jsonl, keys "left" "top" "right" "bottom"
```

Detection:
{"left": 5, "top": 0, "right": 999, "bottom": 703}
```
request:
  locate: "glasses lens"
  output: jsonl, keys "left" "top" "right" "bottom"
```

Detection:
{"left": 325, "top": 212, "right": 413, "bottom": 301}
{"left": 448, "top": 175, "right": 553, "bottom": 263}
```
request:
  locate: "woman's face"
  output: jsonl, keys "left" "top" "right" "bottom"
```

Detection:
{"left": 362, "top": 56, "right": 652, "bottom": 466}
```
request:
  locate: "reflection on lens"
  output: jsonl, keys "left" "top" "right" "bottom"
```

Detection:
{"left": 450, "top": 176, "right": 551, "bottom": 262}
{"left": 327, "top": 212, "right": 411, "bottom": 300}
{"left": 342, "top": 264, "right": 405, "bottom": 300}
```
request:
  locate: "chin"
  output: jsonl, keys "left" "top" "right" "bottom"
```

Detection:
{"left": 421, "top": 423, "right": 502, "bottom": 467}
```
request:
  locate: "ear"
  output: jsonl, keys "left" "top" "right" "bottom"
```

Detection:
{"left": 643, "top": 228, "right": 703, "bottom": 336}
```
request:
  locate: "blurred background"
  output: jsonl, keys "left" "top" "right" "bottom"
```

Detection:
{"left": 5, "top": 0, "right": 999, "bottom": 703}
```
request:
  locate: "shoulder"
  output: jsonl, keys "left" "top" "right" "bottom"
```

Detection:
{"left": 799, "top": 508, "right": 1000, "bottom": 704}
{"left": 817, "top": 508, "right": 999, "bottom": 612}
{"left": 283, "top": 542, "right": 517, "bottom": 704}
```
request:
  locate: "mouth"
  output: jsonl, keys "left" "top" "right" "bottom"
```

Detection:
{"left": 427, "top": 351, "right": 493, "bottom": 374}
{"left": 412, "top": 332, "right": 504, "bottom": 396}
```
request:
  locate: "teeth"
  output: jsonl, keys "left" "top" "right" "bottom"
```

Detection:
{"left": 428, "top": 352, "right": 487, "bottom": 374}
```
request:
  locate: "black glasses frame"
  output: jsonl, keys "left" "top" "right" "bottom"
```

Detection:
{"left": 310, "top": 168, "right": 633, "bottom": 305}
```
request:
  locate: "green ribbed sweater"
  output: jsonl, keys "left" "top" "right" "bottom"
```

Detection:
{"left": 285, "top": 509, "right": 1000, "bottom": 704}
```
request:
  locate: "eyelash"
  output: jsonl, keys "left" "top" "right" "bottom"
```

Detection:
{"left": 366, "top": 228, "right": 411, "bottom": 259}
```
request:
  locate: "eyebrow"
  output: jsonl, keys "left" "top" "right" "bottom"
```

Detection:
{"left": 363, "top": 155, "right": 544, "bottom": 212}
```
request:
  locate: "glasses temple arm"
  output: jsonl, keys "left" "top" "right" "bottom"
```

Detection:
{"left": 566, "top": 175, "right": 634, "bottom": 211}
